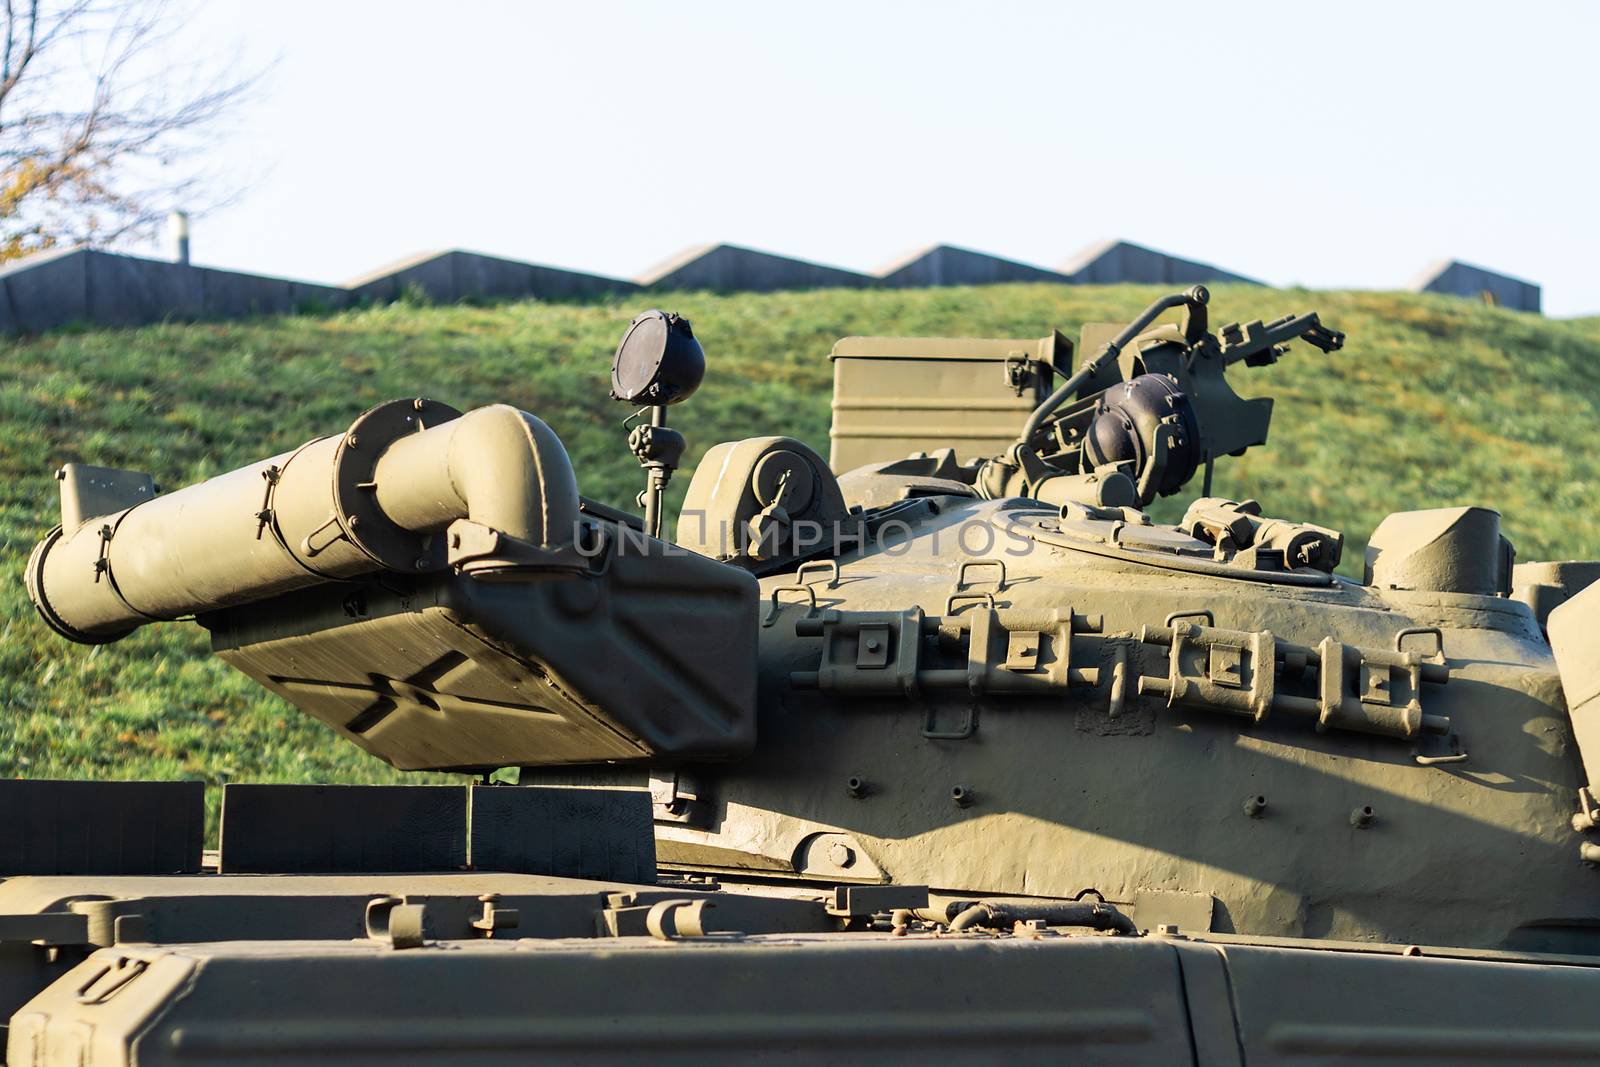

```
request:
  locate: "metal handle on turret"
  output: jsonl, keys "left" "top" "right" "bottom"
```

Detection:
{"left": 1017, "top": 285, "right": 1209, "bottom": 446}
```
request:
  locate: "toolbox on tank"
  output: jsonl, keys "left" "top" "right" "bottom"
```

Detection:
{"left": 827, "top": 332, "right": 1070, "bottom": 472}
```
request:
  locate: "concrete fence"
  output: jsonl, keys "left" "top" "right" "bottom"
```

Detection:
{"left": 0, "top": 246, "right": 349, "bottom": 335}
{"left": 877, "top": 244, "right": 1072, "bottom": 287}
{"left": 0, "top": 237, "right": 1544, "bottom": 336}
{"left": 345, "top": 249, "right": 636, "bottom": 305}
{"left": 1060, "top": 239, "right": 1262, "bottom": 287}
{"left": 1410, "top": 260, "right": 1541, "bottom": 314}
{"left": 637, "top": 243, "right": 871, "bottom": 293}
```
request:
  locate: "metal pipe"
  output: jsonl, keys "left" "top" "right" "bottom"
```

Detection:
{"left": 642, "top": 406, "right": 667, "bottom": 539}
{"left": 890, "top": 908, "right": 957, "bottom": 931}
{"left": 1017, "top": 286, "right": 1209, "bottom": 446}
{"left": 946, "top": 900, "right": 1137, "bottom": 934}
{"left": 373, "top": 404, "right": 578, "bottom": 546}
{"left": 168, "top": 210, "right": 190, "bottom": 265}
{"left": 28, "top": 435, "right": 359, "bottom": 642}
{"left": 28, "top": 400, "right": 580, "bottom": 644}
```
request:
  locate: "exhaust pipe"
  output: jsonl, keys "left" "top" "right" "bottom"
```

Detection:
{"left": 28, "top": 399, "right": 580, "bottom": 644}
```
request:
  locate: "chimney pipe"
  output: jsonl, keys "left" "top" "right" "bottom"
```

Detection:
{"left": 168, "top": 210, "right": 190, "bottom": 265}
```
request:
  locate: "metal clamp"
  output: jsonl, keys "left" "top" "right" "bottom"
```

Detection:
{"left": 470, "top": 893, "right": 520, "bottom": 938}
{"left": 645, "top": 899, "right": 738, "bottom": 941}
{"left": 365, "top": 896, "right": 426, "bottom": 949}
{"left": 91, "top": 513, "right": 167, "bottom": 624}
{"left": 257, "top": 437, "right": 354, "bottom": 582}
{"left": 1004, "top": 353, "right": 1035, "bottom": 396}
{"left": 254, "top": 464, "right": 281, "bottom": 540}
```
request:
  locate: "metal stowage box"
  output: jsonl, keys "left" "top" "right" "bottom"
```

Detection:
{"left": 827, "top": 331, "right": 1070, "bottom": 472}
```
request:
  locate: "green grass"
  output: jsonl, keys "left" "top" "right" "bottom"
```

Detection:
{"left": 2, "top": 283, "right": 1597, "bottom": 808}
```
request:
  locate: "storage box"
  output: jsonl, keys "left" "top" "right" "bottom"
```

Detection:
{"left": 827, "top": 331, "right": 1070, "bottom": 472}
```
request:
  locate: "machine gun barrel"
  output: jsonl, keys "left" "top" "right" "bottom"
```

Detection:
{"left": 1215, "top": 312, "right": 1344, "bottom": 367}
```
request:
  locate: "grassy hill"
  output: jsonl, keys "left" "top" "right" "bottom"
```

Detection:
{"left": 2, "top": 283, "right": 1597, "bottom": 803}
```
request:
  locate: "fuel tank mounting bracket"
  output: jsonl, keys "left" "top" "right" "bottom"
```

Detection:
{"left": 1139, "top": 620, "right": 1452, "bottom": 741}
{"left": 793, "top": 607, "right": 1452, "bottom": 750}
{"left": 792, "top": 606, "right": 1102, "bottom": 697}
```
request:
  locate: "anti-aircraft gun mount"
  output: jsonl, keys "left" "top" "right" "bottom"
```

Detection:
{"left": 826, "top": 284, "right": 1345, "bottom": 515}
{"left": 15, "top": 292, "right": 1600, "bottom": 1063}
{"left": 993, "top": 283, "right": 1344, "bottom": 509}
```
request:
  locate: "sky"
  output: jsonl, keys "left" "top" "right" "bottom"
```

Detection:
{"left": 156, "top": 0, "right": 1597, "bottom": 316}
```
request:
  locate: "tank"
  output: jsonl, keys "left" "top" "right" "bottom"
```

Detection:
{"left": 10, "top": 292, "right": 1600, "bottom": 1064}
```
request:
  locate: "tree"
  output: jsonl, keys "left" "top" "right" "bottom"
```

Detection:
{"left": 0, "top": 1, "right": 261, "bottom": 262}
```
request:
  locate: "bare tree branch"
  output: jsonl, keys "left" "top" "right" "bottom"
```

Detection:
{"left": 0, "top": 0, "right": 264, "bottom": 260}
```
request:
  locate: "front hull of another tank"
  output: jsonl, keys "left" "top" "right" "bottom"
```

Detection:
{"left": 654, "top": 497, "right": 1591, "bottom": 955}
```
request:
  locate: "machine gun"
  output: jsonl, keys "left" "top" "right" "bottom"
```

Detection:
{"left": 1214, "top": 310, "right": 1345, "bottom": 368}
{"left": 975, "top": 286, "right": 1344, "bottom": 508}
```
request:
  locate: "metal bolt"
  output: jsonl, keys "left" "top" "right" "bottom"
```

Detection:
{"left": 347, "top": 516, "right": 361, "bottom": 529}
{"left": 1350, "top": 805, "right": 1375, "bottom": 829}
{"left": 864, "top": 637, "right": 882, "bottom": 653}
{"left": 846, "top": 776, "right": 868, "bottom": 799}
{"left": 1243, "top": 794, "right": 1267, "bottom": 818}
{"left": 346, "top": 433, "right": 360, "bottom": 449}
{"left": 827, "top": 842, "right": 855, "bottom": 868}
{"left": 413, "top": 397, "right": 427, "bottom": 411}
{"left": 54, "top": 467, "right": 65, "bottom": 481}
{"left": 951, "top": 784, "right": 973, "bottom": 809}
{"left": 414, "top": 558, "right": 429, "bottom": 571}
